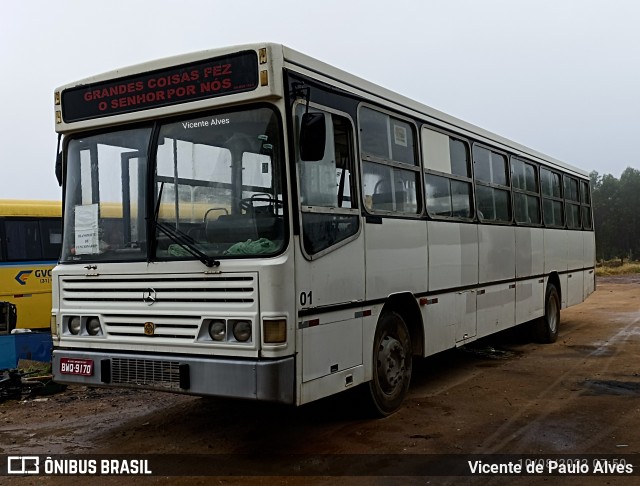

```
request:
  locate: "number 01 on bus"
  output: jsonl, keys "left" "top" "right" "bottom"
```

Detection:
{"left": 51, "top": 43, "right": 595, "bottom": 415}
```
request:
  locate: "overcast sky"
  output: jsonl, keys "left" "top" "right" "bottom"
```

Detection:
{"left": 2, "top": 0, "right": 637, "bottom": 200}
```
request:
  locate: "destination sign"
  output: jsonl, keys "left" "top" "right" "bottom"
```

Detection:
{"left": 61, "top": 51, "right": 259, "bottom": 123}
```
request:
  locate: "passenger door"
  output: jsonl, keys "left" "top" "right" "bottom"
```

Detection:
{"left": 293, "top": 105, "right": 365, "bottom": 387}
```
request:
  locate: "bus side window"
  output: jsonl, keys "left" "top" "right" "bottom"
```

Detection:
{"left": 360, "top": 107, "right": 420, "bottom": 215}
{"left": 296, "top": 106, "right": 359, "bottom": 256}
{"left": 512, "top": 157, "right": 541, "bottom": 225}
{"left": 422, "top": 127, "right": 473, "bottom": 219}
{"left": 473, "top": 145, "right": 511, "bottom": 222}
{"left": 5, "top": 220, "right": 42, "bottom": 261}
{"left": 580, "top": 180, "right": 593, "bottom": 230}
{"left": 40, "top": 219, "right": 62, "bottom": 260}
{"left": 541, "top": 168, "right": 564, "bottom": 227}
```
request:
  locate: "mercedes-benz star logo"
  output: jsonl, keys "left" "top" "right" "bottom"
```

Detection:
{"left": 143, "top": 288, "right": 157, "bottom": 306}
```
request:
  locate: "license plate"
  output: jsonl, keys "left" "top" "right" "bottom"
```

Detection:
{"left": 60, "top": 357, "right": 94, "bottom": 376}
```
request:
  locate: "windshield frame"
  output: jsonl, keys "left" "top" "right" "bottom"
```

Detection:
{"left": 60, "top": 103, "right": 289, "bottom": 265}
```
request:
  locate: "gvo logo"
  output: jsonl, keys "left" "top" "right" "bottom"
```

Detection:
{"left": 14, "top": 269, "right": 52, "bottom": 285}
{"left": 35, "top": 269, "right": 52, "bottom": 283}
{"left": 14, "top": 270, "right": 33, "bottom": 286}
{"left": 7, "top": 456, "right": 39, "bottom": 474}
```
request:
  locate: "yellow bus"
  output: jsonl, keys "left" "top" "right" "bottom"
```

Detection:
{"left": 0, "top": 200, "right": 62, "bottom": 333}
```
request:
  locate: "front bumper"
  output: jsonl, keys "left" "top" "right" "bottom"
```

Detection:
{"left": 52, "top": 349, "right": 295, "bottom": 404}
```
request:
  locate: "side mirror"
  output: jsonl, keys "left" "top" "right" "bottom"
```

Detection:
{"left": 55, "top": 152, "right": 63, "bottom": 187}
{"left": 299, "top": 112, "right": 326, "bottom": 161}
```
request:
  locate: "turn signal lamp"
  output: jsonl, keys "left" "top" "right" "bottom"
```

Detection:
{"left": 263, "top": 319, "right": 286, "bottom": 344}
{"left": 50, "top": 314, "right": 58, "bottom": 335}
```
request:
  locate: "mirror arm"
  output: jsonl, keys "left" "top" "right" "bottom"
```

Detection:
{"left": 292, "top": 82, "right": 311, "bottom": 114}
{"left": 55, "top": 133, "right": 63, "bottom": 187}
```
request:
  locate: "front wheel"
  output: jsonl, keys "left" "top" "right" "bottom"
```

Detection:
{"left": 366, "top": 311, "right": 412, "bottom": 417}
{"left": 533, "top": 283, "right": 560, "bottom": 343}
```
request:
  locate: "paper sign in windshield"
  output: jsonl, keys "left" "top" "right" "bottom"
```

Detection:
{"left": 74, "top": 204, "right": 99, "bottom": 255}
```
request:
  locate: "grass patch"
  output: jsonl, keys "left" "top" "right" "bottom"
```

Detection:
{"left": 596, "top": 261, "right": 640, "bottom": 276}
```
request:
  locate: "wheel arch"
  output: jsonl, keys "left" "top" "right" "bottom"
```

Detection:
{"left": 547, "top": 271, "right": 561, "bottom": 302}
{"left": 380, "top": 292, "right": 424, "bottom": 357}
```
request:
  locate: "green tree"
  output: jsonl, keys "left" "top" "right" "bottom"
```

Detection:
{"left": 591, "top": 167, "right": 640, "bottom": 261}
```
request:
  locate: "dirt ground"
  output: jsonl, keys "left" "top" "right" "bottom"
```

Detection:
{"left": 2, "top": 277, "right": 640, "bottom": 485}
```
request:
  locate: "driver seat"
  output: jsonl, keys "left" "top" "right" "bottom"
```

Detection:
{"left": 205, "top": 214, "right": 258, "bottom": 243}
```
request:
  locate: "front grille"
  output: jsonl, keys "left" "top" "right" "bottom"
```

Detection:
{"left": 111, "top": 358, "right": 181, "bottom": 390}
{"left": 103, "top": 314, "right": 199, "bottom": 339}
{"left": 60, "top": 275, "right": 256, "bottom": 308}
{"left": 58, "top": 272, "right": 259, "bottom": 344}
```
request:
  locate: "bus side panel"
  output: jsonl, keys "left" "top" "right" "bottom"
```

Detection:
{"left": 583, "top": 231, "right": 596, "bottom": 300}
{"left": 584, "top": 268, "right": 595, "bottom": 300}
{"left": 477, "top": 226, "right": 515, "bottom": 335}
{"left": 544, "top": 229, "right": 569, "bottom": 307}
{"left": 515, "top": 278, "right": 545, "bottom": 325}
{"left": 427, "top": 221, "right": 478, "bottom": 291}
{"left": 298, "top": 293, "right": 366, "bottom": 407}
{"left": 477, "top": 282, "right": 516, "bottom": 337}
{"left": 567, "top": 230, "right": 584, "bottom": 271}
{"left": 565, "top": 231, "right": 584, "bottom": 307}
{"left": 544, "top": 229, "right": 569, "bottom": 276}
{"left": 567, "top": 270, "right": 585, "bottom": 307}
{"left": 583, "top": 230, "right": 596, "bottom": 268}
{"left": 515, "top": 227, "right": 545, "bottom": 325}
{"left": 515, "top": 227, "right": 544, "bottom": 278}
{"left": 425, "top": 221, "right": 478, "bottom": 346}
{"left": 364, "top": 219, "right": 428, "bottom": 299}
{"left": 294, "top": 231, "right": 366, "bottom": 403}
{"left": 479, "top": 226, "right": 515, "bottom": 283}
{"left": 0, "top": 263, "right": 55, "bottom": 330}
{"left": 423, "top": 290, "right": 474, "bottom": 350}
{"left": 300, "top": 364, "right": 365, "bottom": 405}
{"left": 300, "top": 309, "right": 363, "bottom": 382}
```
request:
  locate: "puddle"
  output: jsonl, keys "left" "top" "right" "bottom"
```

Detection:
{"left": 582, "top": 379, "right": 640, "bottom": 396}
{"left": 461, "top": 346, "right": 519, "bottom": 360}
{"left": 564, "top": 344, "right": 617, "bottom": 357}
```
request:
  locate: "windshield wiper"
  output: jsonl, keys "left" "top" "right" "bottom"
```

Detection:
{"left": 153, "top": 182, "right": 220, "bottom": 268}
{"left": 155, "top": 221, "right": 220, "bottom": 268}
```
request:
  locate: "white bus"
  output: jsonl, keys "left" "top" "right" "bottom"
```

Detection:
{"left": 51, "top": 43, "right": 595, "bottom": 415}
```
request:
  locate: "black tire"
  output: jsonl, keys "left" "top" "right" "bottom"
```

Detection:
{"left": 533, "top": 283, "right": 560, "bottom": 343}
{"left": 366, "top": 311, "right": 412, "bottom": 417}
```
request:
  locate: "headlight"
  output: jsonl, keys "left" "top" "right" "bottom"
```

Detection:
{"left": 208, "top": 320, "right": 226, "bottom": 341}
{"left": 86, "top": 317, "right": 101, "bottom": 336}
{"left": 68, "top": 316, "right": 81, "bottom": 335}
{"left": 232, "top": 320, "right": 252, "bottom": 342}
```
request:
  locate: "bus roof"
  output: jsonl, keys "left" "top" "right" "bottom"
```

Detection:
{"left": 280, "top": 44, "right": 588, "bottom": 178}
{"left": 0, "top": 200, "right": 62, "bottom": 218}
{"left": 54, "top": 42, "right": 587, "bottom": 177}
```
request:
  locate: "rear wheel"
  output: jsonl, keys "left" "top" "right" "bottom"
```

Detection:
{"left": 366, "top": 311, "right": 412, "bottom": 416}
{"left": 533, "top": 283, "right": 560, "bottom": 343}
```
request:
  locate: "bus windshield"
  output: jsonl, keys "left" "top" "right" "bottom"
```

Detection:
{"left": 61, "top": 105, "right": 285, "bottom": 263}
